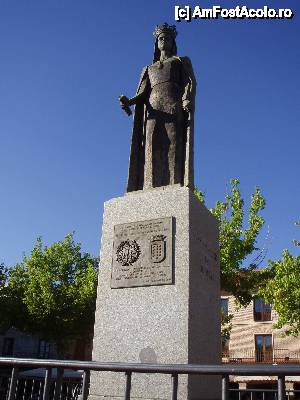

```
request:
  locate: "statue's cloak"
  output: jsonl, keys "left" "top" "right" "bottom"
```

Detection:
{"left": 126, "top": 57, "right": 196, "bottom": 192}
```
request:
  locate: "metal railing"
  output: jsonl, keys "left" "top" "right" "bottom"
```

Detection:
{"left": 230, "top": 388, "right": 300, "bottom": 400}
{"left": 222, "top": 349, "right": 300, "bottom": 364}
{"left": 0, "top": 374, "right": 82, "bottom": 400}
{"left": 1, "top": 357, "right": 300, "bottom": 400}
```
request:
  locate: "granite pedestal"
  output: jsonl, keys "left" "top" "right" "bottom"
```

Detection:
{"left": 89, "top": 185, "right": 221, "bottom": 400}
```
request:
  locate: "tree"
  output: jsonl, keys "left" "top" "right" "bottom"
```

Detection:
{"left": 5, "top": 233, "right": 98, "bottom": 354}
{"left": 260, "top": 222, "right": 300, "bottom": 336}
{"left": 0, "top": 263, "right": 7, "bottom": 287}
{"left": 195, "top": 178, "right": 267, "bottom": 305}
{"left": 0, "top": 263, "right": 10, "bottom": 332}
{"left": 0, "top": 262, "right": 29, "bottom": 334}
{"left": 220, "top": 310, "right": 233, "bottom": 349}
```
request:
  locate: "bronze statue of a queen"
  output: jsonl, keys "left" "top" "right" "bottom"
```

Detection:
{"left": 120, "top": 23, "right": 196, "bottom": 192}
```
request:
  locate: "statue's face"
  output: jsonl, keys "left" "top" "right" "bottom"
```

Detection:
{"left": 157, "top": 33, "right": 173, "bottom": 52}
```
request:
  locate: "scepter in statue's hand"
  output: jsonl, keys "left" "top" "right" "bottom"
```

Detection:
{"left": 119, "top": 95, "right": 132, "bottom": 116}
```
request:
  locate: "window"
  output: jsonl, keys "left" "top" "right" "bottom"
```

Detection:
{"left": 2, "top": 338, "right": 14, "bottom": 356}
{"left": 38, "top": 340, "right": 51, "bottom": 359}
{"left": 221, "top": 298, "right": 229, "bottom": 316}
{"left": 255, "top": 334, "right": 273, "bottom": 362}
{"left": 253, "top": 298, "right": 271, "bottom": 321}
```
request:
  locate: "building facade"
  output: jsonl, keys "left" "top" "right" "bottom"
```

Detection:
{"left": 0, "top": 328, "right": 57, "bottom": 359}
{"left": 221, "top": 293, "right": 300, "bottom": 394}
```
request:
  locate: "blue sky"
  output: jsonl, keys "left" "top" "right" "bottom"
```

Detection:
{"left": 0, "top": 0, "right": 299, "bottom": 267}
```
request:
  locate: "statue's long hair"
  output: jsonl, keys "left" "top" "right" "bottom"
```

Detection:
{"left": 152, "top": 37, "right": 177, "bottom": 63}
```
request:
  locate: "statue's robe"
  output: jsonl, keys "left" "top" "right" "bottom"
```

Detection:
{"left": 127, "top": 56, "right": 196, "bottom": 192}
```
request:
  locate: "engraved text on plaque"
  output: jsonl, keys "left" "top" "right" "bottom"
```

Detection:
{"left": 111, "top": 217, "right": 173, "bottom": 288}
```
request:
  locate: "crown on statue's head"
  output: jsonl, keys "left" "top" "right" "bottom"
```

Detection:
{"left": 153, "top": 23, "right": 177, "bottom": 39}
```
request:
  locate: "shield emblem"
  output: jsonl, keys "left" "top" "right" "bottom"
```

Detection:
{"left": 150, "top": 235, "right": 166, "bottom": 263}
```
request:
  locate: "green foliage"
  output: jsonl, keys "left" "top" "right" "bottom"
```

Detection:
{"left": 260, "top": 223, "right": 300, "bottom": 336}
{"left": 195, "top": 179, "right": 266, "bottom": 305}
{"left": 194, "top": 186, "right": 205, "bottom": 204}
{"left": 0, "top": 263, "right": 10, "bottom": 332}
{"left": 3, "top": 234, "right": 98, "bottom": 352}
{"left": 0, "top": 263, "right": 7, "bottom": 286}
{"left": 221, "top": 310, "right": 233, "bottom": 342}
{"left": 0, "top": 262, "right": 29, "bottom": 334}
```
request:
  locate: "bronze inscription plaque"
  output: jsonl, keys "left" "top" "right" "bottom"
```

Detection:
{"left": 111, "top": 217, "right": 173, "bottom": 288}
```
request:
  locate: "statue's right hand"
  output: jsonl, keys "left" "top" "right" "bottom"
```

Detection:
{"left": 119, "top": 95, "right": 130, "bottom": 106}
{"left": 118, "top": 95, "right": 132, "bottom": 116}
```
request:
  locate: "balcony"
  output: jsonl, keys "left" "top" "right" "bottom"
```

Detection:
{"left": 222, "top": 349, "right": 300, "bottom": 364}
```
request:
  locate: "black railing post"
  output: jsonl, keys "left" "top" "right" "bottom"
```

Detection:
{"left": 43, "top": 367, "right": 52, "bottom": 400}
{"left": 54, "top": 367, "right": 64, "bottom": 400}
{"left": 222, "top": 375, "right": 229, "bottom": 400}
{"left": 171, "top": 373, "right": 178, "bottom": 400}
{"left": 81, "top": 370, "right": 90, "bottom": 400}
{"left": 278, "top": 375, "right": 286, "bottom": 400}
{"left": 124, "top": 371, "right": 132, "bottom": 400}
{"left": 7, "top": 367, "right": 19, "bottom": 400}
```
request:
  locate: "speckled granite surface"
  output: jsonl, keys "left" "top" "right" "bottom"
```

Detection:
{"left": 89, "top": 186, "right": 221, "bottom": 400}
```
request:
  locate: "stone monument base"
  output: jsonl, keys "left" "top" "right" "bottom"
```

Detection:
{"left": 89, "top": 185, "right": 221, "bottom": 400}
